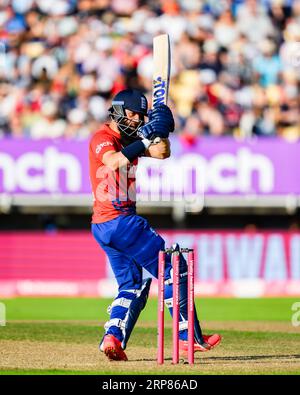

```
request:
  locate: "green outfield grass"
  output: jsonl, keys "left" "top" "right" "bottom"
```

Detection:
{"left": 0, "top": 297, "right": 299, "bottom": 375}
{"left": 2, "top": 297, "right": 298, "bottom": 321}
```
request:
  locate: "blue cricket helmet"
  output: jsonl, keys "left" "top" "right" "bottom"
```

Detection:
{"left": 111, "top": 89, "right": 148, "bottom": 116}
{"left": 109, "top": 89, "right": 148, "bottom": 144}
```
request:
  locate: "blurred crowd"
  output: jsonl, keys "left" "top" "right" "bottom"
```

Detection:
{"left": 1, "top": 0, "right": 300, "bottom": 141}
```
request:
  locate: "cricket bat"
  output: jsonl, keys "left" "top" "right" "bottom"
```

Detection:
{"left": 152, "top": 34, "right": 171, "bottom": 143}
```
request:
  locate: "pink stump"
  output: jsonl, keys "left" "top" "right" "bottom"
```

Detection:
{"left": 188, "top": 250, "right": 195, "bottom": 364}
{"left": 157, "top": 250, "right": 165, "bottom": 364}
{"left": 172, "top": 251, "right": 180, "bottom": 364}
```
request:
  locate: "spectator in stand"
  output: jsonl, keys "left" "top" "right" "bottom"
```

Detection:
{"left": 0, "top": 0, "right": 300, "bottom": 141}
{"left": 253, "top": 39, "right": 282, "bottom": 87}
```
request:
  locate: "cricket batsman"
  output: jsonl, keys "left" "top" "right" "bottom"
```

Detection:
{"left": 89, "top": 88, "right": 221, "bottom": 361}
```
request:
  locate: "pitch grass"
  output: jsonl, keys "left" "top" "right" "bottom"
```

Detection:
{"left": 1, "top": 324, "right": 300, "bottom": 375}
{"left": 0, "top": 297, "right": 300, "bottom": 375}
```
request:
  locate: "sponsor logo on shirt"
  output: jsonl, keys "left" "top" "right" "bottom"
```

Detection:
{"left": 96, "top": 141, "right": 113, "bottom": 154}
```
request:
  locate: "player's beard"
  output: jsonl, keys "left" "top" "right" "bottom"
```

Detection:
{"left": 120, "top": 131, "right": 140, "bottom": 147}
{"left": 118, "top": 118, "right": 143, "bottom": 147}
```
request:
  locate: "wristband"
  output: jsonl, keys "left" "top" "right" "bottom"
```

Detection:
{"left": 142, "top": 139, "right": 152, "bottom": 149}
{"left": 121, "top": 140, "right": 146, "bottom": 162}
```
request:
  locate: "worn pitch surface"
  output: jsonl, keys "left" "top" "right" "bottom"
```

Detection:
{"left": 0, "top": 298, "right": 299, "bottom": 375}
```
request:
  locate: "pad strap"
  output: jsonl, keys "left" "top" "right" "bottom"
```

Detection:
{"left": 107, "top": 297, "right": 132, "bottom": 313}
{"left": 104, "top": 318, "right": 125, "bottom": 331}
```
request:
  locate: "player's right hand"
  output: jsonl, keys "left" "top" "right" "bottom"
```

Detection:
{"left": 137, "top": 119, "right": 170, "bottom": 140}
{"left": 138, "top": 104, "right": 175, "bottom": 140}
{"left": 148, "top": 104, "right": 175, "bottom": 134}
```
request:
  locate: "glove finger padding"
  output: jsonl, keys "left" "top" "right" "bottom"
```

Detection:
{"left": 138, "top": 119, "right": 171, "bottom": 140}
{"left": 137, "top": 120, "right": 156, "bottom": 139}
{"left": 149, "top": 104, "right": 172, "bottom": 119}
{"left": 148, "top": 104, "right": 175, "bottom": 134}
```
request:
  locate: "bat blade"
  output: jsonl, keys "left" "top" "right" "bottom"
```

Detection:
{"left": 152, "top": 34, "right": 171, "bottom": 108}
{"left": 152, "top": 34, "right": 171, "bottom": 143}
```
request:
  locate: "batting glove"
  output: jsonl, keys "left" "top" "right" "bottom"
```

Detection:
{"left": 137, "top": 119, "right": 170, "bottom": 140}
{"left": 148, "top": 104, "right": 175, "bottom": 134}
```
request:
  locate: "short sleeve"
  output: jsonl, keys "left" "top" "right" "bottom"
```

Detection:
{"left": 89, "top": 132, "right": 116, "bottom": 163}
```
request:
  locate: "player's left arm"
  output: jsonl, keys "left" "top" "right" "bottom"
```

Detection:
{"left": 145, "top": 138, "right": 170, "bottom": 159}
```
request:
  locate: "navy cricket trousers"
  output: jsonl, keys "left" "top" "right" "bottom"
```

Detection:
{"left": 92, "top": 214, "right": 171, "bottom": 291}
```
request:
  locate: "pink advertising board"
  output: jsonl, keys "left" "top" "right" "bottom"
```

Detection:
{"left": 0, "top": 230, "right": 299, "bottom": 297}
